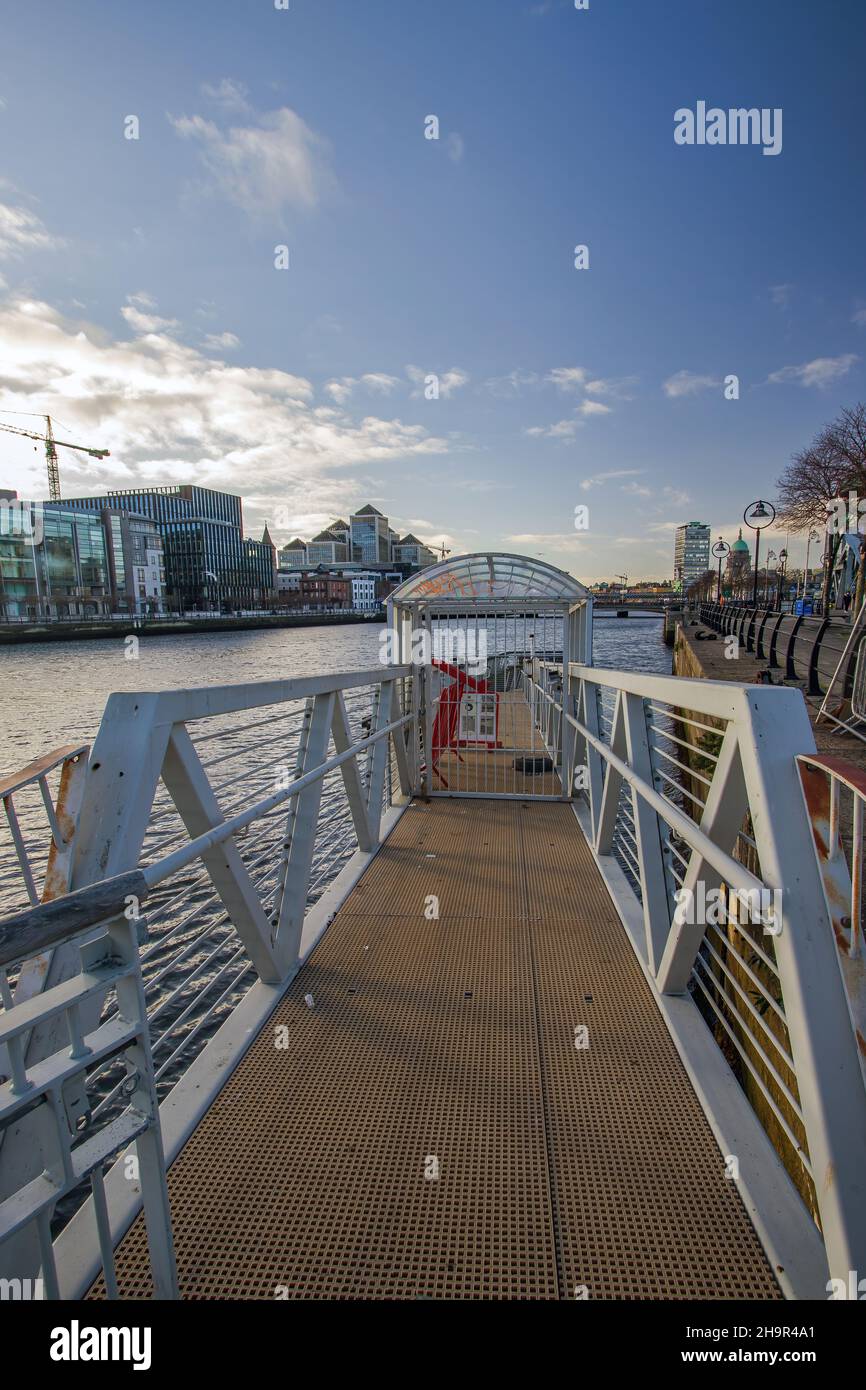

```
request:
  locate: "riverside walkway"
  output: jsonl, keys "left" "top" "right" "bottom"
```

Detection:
{"left": 0, "top": 554, "right": 864, "bottom": 1301}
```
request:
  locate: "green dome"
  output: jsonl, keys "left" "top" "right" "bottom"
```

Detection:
{"left": 730, "top": 528, "right": 750, "bottom": 554}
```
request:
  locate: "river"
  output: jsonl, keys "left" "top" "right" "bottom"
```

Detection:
{"left": 0, "top": 613, "right": 670, "bottom": 773}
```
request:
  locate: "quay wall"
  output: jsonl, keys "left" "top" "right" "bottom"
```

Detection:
{"left": 0, "top": 611, "right": 384, "bottom": 646}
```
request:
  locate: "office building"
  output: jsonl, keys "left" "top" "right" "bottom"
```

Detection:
{"left": 350, "top": 505, "right": 391, "bottom": 565}
{"left": 278, "top": 539, "right": 307, "bottom": 569}
{"left": 392, "top": 533, "right": 437, "bottom": 568}
{"left": 0, "top": 494, "right": 165, "bottom": 619}
{"left": 673, "top": 522, "right": 711, "bottom": 588}
{"left": 62, "top": 484, "right": 273, "bottom": 610}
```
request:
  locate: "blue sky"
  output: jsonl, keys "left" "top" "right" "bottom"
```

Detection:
{"left": 0, "top": 0, "right": 864, "bottom": 580}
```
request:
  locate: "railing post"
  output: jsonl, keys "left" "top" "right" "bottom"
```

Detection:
{"left": 740, "top": 688, "right": 866, "bottom": 1281}
{"left": 807, "top": 617, "right": 831, "bottom": 695}
{"left": 273, "top": 690, "right": 336, "bottom": 971}
{"left": 767, "top": 610, "right": 786, "bottom": 669}
{"left": 785, "top": 612, "right": 804, "bottom": 681}
{"left": 622, "top": 692, "right": 670, "bottom": 972}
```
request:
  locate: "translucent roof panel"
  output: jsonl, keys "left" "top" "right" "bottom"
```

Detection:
{"left": 388, "top": 552, "right": 589, "bottom": 607}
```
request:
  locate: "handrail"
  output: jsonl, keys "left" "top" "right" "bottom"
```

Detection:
{"left": 527, "top": 655, "right": 866, "bottom": 1282}
{"left": 0, "top": 869, "right": 150, "bottom": 970}
{"left": 698, "top": 602, "right": 856, "bottom": 696}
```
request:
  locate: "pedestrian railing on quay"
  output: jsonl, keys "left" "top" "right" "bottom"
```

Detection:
{"left": 697, "top": 601, "right": 860, "bottom": 697}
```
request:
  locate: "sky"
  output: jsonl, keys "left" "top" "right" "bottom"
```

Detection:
{"left": 0, "top": 0, "right": 864, "bottom": 582}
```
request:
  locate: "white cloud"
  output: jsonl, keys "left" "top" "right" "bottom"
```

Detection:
{"left": 767, "top": 354, "right": 858, "bottom": 388}
{"left": 0, "top": 200, "right": 63, "bottom": 260}
{"left": 200, "top": 78, "right": 251, "bottom": 115}
{"left": 620, "top": 480, "right": 652, "bottom": 497}
{"left": 406, "top": 365, "right": 469, "bottom": 399}
{"left": 770, "top": 283, "right": 793, "bottom": 308}
{"left": 662, "top": 485, "right": 690, "bottom": 508}
{"left": 526, "top": 399, "right": 611, "bottom": 438}
{"left": 547, "top": 367, "right": 588, "bottom": 392}
{"left": 483, "top": 369, "right": 540, "bottom": 398}
{"left": 325, "top": 373, "right": 399, "bottom": 404}
{"left": 853, "top": 306, "right": 866, "bottom": 328}
{"left": 121, "top": 295, "right": 180, "bottom": 335}
{"left": 202, "top": 331, "right": 241, "bottom": 351}
{"left": 360, "top": 373, "right": 399, "bottom": 394}
{"left": 663, "top": 370, "right": 720, "bottom": 398}
{"left": 0, "top": 296, "right": 448, "bottom": 533}
{"left": 584, "top": 375, "right": 637, "bottom": 400}
{"left": 446, "top": 132, "right": 465, "bottom": 164}
{"left": 324, "top": 377, "right": 355, "bottom": 404}
{"left": 506, "top": 531, "right": 583, "bottom": 547}
{"left": 580, "top": 469, "right": 644, "bottom": 491}
{"left": 170, "top": 106, "right": 331, "bottom": 216}
{"left": 525, "top": 418, "right": 578, "bottom": 439}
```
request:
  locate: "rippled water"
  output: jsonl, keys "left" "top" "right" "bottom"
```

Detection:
{"left": 0, "top": 614, "right": 670, "bottom": 775}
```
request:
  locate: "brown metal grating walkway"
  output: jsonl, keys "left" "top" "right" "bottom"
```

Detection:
{"left": 95, "top": 798, "right": 781, "bottom": 1300}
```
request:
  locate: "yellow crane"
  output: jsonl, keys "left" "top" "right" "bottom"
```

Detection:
{"left": 0, "top": 412, "right": 110, "bottom": 502}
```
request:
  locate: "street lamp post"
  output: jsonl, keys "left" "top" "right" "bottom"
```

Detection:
{"left": 711, "top": 537, "right": 730, "bottom": 603}
{"left": 764, "top": 550, "right": 777, "bottom": 606}
{"left": 744, "top": 500, "right": 776, "bottom": 608}
{"left": 777, "top": 547, "right": 787, "bottom": 611}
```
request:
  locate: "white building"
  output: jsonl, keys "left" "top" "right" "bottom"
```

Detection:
{"left": 351, "top": 571, "right": 378, "bottom": 610}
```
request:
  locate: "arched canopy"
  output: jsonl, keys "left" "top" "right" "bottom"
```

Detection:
{"left": 388, "top": 552, "right": 589, "bottom": 611}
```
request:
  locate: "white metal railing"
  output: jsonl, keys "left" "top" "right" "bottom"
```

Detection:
{"left": 795, "top": 753, "right": 866, "bottom": 1088}
{"left": 3, "top": 649, "right": 866, "bottom": 1297}
{"left": 0, "top": 664, "right": 413, "bottom": 1296}
{"left": 527, "top": 657, "right": 866, "bottom": 1282}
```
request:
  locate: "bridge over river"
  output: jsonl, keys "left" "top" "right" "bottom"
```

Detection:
{"left": 0, "top": 554, "right": 863, "bottom": 1300}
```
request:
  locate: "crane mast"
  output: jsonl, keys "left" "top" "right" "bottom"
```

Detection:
{"left": 45, "top": 416, "right": 60, "bottom": 503}
{"left": 0, "top": 413, "right": 109, "bottom": 501}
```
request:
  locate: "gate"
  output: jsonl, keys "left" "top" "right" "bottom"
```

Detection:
{"left": 387, "top": 554, "right": 592, "bottom": 799}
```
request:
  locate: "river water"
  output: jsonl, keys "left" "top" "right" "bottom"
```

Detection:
{"left": 0, "top": 614, "right": 670, "bottom": 773}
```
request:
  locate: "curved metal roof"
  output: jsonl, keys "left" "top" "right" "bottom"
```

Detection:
{"left": 388, "top": 552, "right": 589, "bottom": 606}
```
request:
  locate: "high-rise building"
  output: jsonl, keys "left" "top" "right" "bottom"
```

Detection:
{"left": 61, "top": 484, "right": 272, "bottom": 610}
{"left": 350, "top": 504, "right": 391, "bottom": 565}
{"left": 0, "top": 495, "right": 165, "bottom": 619}
{"left": 673, "top": 522, "right": 710, "bottom": 588}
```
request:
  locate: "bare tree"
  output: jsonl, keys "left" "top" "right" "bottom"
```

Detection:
{"left": 776, "top": 404, "right": 866, "bottom": 610}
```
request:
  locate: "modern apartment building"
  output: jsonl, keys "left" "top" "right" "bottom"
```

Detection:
{"left": 673, "top": 521, "right": 711, "bottom": 587}
{"left": 0, "top": 494, "right": 166, "bottom": 619}
{"left": 61, "top": 484, "right": 274, "bottom": 610}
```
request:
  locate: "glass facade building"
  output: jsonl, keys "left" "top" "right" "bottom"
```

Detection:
{"left": 350, "top": 505, "right": 391, "bottom": 565}
{"left": 61, "top": 485, "right": 273, "bottom": 610}
{"left": 0, "top": 499, "right": 156, "bottom": 619}
{"left": 673, "top": 522, "right": 711, "bottom": 587}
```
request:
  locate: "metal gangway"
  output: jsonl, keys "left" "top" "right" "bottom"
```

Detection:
{"left": 0, "top": 553, "right": 864, "bottom": 1300}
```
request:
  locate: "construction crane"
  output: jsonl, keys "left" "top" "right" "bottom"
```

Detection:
{"left": 436, "top": 541, "right": 451, "bottom": 562}
{"left": 0, "top": 413, "right": 110, "bottom": 502}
